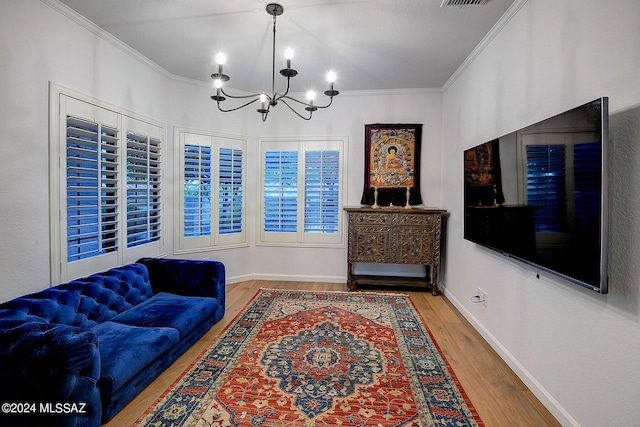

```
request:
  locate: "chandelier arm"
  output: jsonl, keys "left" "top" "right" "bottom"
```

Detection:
{"left": 274, "top": 77, "right": 291, "bottom": 101}
{"left": 279, "top": 94, "right": 335, "bottom": 109}
{"left": 279, "top": 99, "right": 312, "bottom": 120}
{"left": 220, "top": 88, "right": 265, "bottom": 100}
{"left": 216, "top": 98, "right": 261, "bottom": 113}
{"left": 211, "top": 3, "right": 336, "bottom": 121}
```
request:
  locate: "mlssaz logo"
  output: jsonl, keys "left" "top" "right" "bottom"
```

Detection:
{"left": 40, "top": 402, "right": 87, "bottom": 414}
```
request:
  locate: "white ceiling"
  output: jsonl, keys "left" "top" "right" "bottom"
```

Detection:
{"left": 58, "top": 0, "right": 515, "bottom": 93}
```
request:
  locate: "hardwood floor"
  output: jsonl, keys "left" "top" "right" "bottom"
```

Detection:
{"left": 105, "top": 281, "right": 560, "bottom": 426}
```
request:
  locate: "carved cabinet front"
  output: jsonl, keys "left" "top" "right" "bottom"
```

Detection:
{"left": 345, "top": 207, "right": 445, "bottom": 294}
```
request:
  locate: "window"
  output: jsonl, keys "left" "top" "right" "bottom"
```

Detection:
{"left": 259, "top": 138, "right": 347, "bottom": 246}
{"left": 175, "top": 129, "right": 247, "bottom": 253}
{"left": 304, "top": 149, "right": 341, "bottom": 234}
{"left": 184, "top": 144, "right": 212, "bottom": 237}
{"left": 66, "top": 116, "right": 119, "bottom": 262}
{"left": 50, "top": 84, "right": 165, "bottom": 283}
{"left": 126, "top": 127, "right": 162, "bottom": 248}
{"left": 264, "top": 150, "right": 298, "bottom": 233}
{"left": 219, "top": 147, "right": 244, "bottom": 235}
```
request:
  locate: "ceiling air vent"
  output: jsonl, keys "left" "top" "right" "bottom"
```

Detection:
{"left": 441, "top": 0, "right": 488, "bottom": 6}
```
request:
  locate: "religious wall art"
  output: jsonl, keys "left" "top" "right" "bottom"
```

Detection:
{"left": 361, "top": 123, "right": 423, "bottom": 207}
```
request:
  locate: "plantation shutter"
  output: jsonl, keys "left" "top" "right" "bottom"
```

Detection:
{"left": 259, "top": 138, "right": 345, "bottom": 246}
{"left": 184, "top": 144, "right": 212, "bottom": 237}
{"left": 264, "top": 150, "right": 298, "bottom": 233}
{"left": 526, "top": 144, "right": 567, "bottom": 232}
{"left": 304, "top": 150, "right": 340, "bottom": 234}
{"left": 176, "top": 130, "right": 246, "bottom": 252}
{"left": 126, "top": 131, "right": 161, "bottom": 247}
{"left": 219, "top": 147, "right": 243, "bottom": 235}
{"left": 52, "top": 87, "right": 165, "bottom": 282}
{"left": 66, "top": 115, "right": 119, "bottom": 262}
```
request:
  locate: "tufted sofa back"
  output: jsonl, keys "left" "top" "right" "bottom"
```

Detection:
{"left": 0, "top": 264, "right": 153, "bottom": 327}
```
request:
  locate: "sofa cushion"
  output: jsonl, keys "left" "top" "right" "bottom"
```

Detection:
{"left": 0, "top": 264, "right": 155, "bottom": 329}
{"left": 92, "top": 321, "right": 179, "bottom": 394}
{"left": 0, "top": 288, "right": 84, "bottom": 325}
{"left": 60, "top": 263, "right": 154, "bottom": 326}
{"left": 110, "top": 292, "right": 219, "bottom": 338}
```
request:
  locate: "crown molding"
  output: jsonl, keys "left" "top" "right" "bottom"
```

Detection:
{"left": 41, "top": 0, "right": 173, "bottom": 80}
{"left": 442, "top": 0, "right": 528, "bottom": 92}
{"left": 42, "top": 0, "right": 512, "bottom": 96}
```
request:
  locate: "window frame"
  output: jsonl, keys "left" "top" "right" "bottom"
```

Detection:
{"left": 174, "top": 127, "right": 248, "bottom": 254}
{"left": 257, "top": 137, "right": 347, "bottom": 248}
{"left": 49, "top": 83, "right": 165, "bottom": 284}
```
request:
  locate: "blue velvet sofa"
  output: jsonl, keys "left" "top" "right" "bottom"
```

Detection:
{"left": 0, "top": 258, "right": 225, "bottom": 426}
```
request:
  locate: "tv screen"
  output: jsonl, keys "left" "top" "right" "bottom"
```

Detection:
{"left": 464, "top": 98, "right": 608, "bottom": 293}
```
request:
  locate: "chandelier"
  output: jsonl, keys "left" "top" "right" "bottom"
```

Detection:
{"left": 210, "top": 3, "right": 339, "bottom": 121}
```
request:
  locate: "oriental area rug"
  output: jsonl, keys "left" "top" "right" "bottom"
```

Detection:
{"left": 135, "top": 289, "right": 483, "bottom": 427}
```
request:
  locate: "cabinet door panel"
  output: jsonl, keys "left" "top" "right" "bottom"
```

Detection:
{"left": 349, "top": 227, "right": 389, "bottom": 263}
{"left": 396, "top": 227, "right": 433, "bottom": 263}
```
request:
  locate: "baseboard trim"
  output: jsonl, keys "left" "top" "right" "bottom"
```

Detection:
{"left": 443, "top": 289, "right": 579, "bottom": 427}
{"left": 227, "top": 273, "right": 348, "bottom": 285}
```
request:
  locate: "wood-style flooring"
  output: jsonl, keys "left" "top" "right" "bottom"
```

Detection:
{"left": 104, "top": 280, "right": 560, "bottom": 426}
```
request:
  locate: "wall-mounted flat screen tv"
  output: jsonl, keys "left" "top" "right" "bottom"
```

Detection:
{"left": 464, "top": 98, "right": 608, "bottom": 293}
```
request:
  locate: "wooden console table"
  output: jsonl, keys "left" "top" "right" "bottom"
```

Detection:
{"left": 344, "top": 207, "right": 446, "bottom": 295}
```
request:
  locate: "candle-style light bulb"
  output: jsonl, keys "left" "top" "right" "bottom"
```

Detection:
{"left": 259, "top": 93, "right": 267, "bottom": 109}
{"left": 285, "top": 47, "right": 293, "bottom": 69}
{"left": 307, "top": 90, "right": 316, "bottom": 105}
{"left": 216, "top": 52, "right": 227, "bottom": 74}
{"left": 327, "top": 71, "right": 336, "bottom": 89}
{"left": 215, "top": 52, "right": 227, "bottom": 74}
{"left": 214, "top": 78, "right": 223, "bottom": 96}
{"left": 324, "top": 70, "right": 339, "bottom": 97}
{"left": 215, "top": 53, "right": 226, "bottom": 65}
{"left": 211, "top": 52, "right": 230, "bottom": 86}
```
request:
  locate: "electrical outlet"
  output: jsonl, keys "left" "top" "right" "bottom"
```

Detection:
{"left": 482, "top": 290, "right": 488, "bottom": 307}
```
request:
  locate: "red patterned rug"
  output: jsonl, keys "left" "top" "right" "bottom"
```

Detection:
{"left": 135, "top": 289, "right": 483, "bottom": 426}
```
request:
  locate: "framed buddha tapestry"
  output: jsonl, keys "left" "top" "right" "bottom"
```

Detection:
{"left": 361, "top": 123, "right": 423, "bottom": 206}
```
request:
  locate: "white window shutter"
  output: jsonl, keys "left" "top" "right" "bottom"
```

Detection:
{"left": 175, "top": 129, "right": 247, "bottom": 253}
{"left": 259, "top": 138, "right": 346, "bottom": 247}
{"left": 264, "top": 150, "right": 298, "bottom": 233}
{"left": 184, "top": 143, "right": 212, "bottom": 237}
{"left": 304, "top": 149, "right": 340, "bottom": 234}
{"left": 218, "top": 147, "right": 243, "bottom": 235}
{"left": 66, "top": 115, "right": 120, "bottom": 262}
{"left": 126, "top": 131, "right": 162, "bottom": 247}
{"left": 52, "top": 87, "right": 166, "bottom": 282}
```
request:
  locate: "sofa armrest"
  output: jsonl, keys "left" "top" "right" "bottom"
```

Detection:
{"left": 136, "top": 258, "right": 226, "bottom": 318}
{"left": 0, "top": 320, "right": 102, "bottom": 427}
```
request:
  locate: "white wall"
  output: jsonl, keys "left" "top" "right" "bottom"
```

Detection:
{"left": 0, "top": 0, "right": 170, "bottom": 300}
{"left": 441, "top": 1, "right": 640, "bottom": 425}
